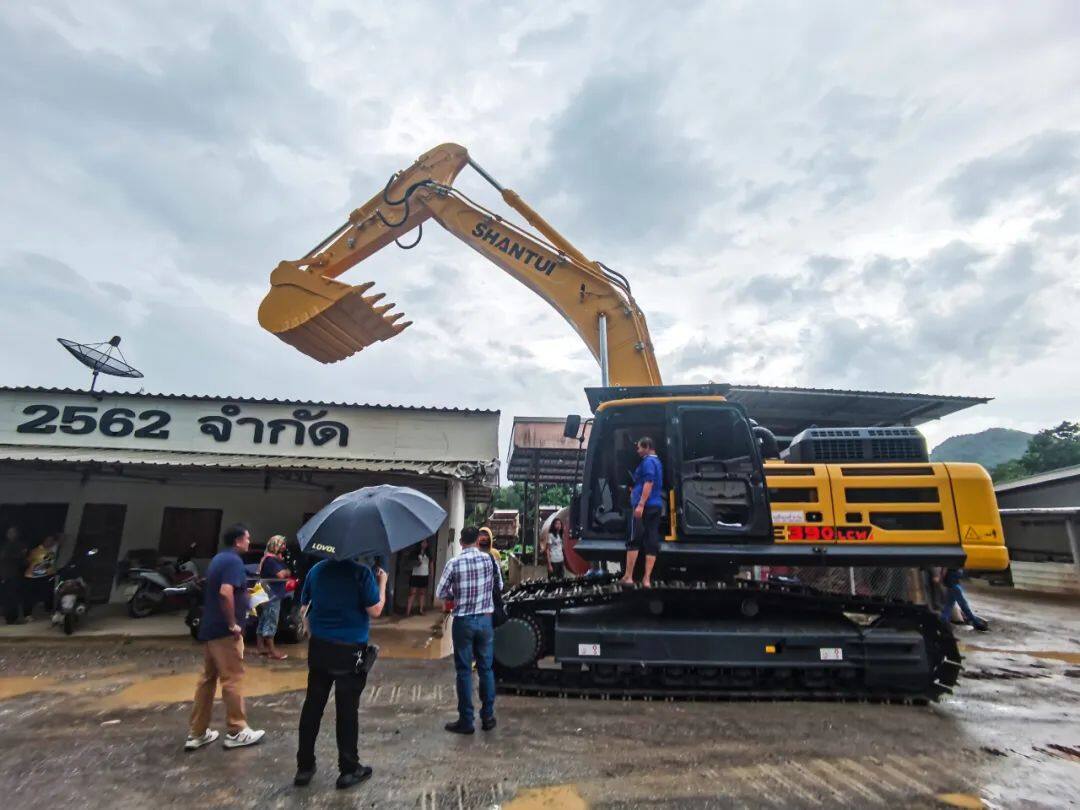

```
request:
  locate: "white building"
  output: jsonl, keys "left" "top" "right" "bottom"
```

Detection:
{"left": 0, "top": 387, "right": 498, "bottom": 606}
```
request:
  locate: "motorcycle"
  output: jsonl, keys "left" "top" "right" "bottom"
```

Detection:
{"left": 52, "top": 547, "right": 95, "bottom": 635}
{"left": 165, "top": 576, "right": 205, "bottom": 640}
{"left": 179, "top": 572, "right": 306, "bottom": 644}
{"left": 123, "top": 544, "right": 200, "bottom": 618}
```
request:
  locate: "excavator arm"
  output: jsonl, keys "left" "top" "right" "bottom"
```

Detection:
{"left": 258, "top": 143, "right": 662, "bottom": 386}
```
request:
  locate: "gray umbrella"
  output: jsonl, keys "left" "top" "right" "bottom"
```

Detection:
{"left": 297, "top": 484, "right": 447, "bottom": 561}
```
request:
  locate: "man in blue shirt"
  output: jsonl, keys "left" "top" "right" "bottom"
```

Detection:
{"left": 295, "top": 557, "right": 386, "bottom": 791}
{"left": 185, "top": 524, "right": 265, "bottom": 752}
{"left": 620, "top": 436, "right": 665, "bottom": 588}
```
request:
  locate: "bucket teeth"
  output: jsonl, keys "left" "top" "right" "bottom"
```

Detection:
{"left": 259, "top": 268, "right": 409, "bottom": 364}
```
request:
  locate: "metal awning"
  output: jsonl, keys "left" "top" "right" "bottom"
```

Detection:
{"left": 0, "top": 444, "right": 497, "bottom": 500}
{"left": 506, "top": 417, "right": 592, "bottom": 486}
{"left": 723, "top": 384, "right": 988, "bottom": 439}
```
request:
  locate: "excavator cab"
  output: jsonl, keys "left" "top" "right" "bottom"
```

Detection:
{"left": 571, "top": 385, "right": 774, "bottom": 578}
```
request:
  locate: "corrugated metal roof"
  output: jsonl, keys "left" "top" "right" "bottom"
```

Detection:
{"left": 995, "top": 464, "right": 1080, "bottom": 493}
{"left": 727, "top": 383, "right": 987, "bottom": 402}
{"left": 507, "top": 418, "right": 590, "bottom": 486}
{"left": 723, "top": 384, "right": 988, "bottom": 435}
{"left": 0, "top": 444, "right": 496, "bottom": 482}
{"left": 999, "top": 507, "right": 1080, "bottom": 518}
{"left": 0, "top": 386, "right": 498, "bottom": 416}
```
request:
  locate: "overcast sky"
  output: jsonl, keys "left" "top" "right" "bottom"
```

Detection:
{"left": 1, "top": 1, "right": 1078, "bottom": 461}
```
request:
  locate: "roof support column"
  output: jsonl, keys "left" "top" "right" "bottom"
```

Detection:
{"left": 1066, "top": 517, "right": 1080, "bottom": 575}
{"left": 436, "top": 478, "right": 465, "bottom": 585}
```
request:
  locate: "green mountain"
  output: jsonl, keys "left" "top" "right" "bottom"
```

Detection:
{"left": 930, "top": 428, "right": 1032, "bottom": 468}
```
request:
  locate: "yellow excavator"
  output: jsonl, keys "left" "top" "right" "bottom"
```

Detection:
{"left": 260, "top": 143, "right": 1008, "bottom": 701}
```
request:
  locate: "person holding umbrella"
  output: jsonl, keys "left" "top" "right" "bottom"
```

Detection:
{"left": 294, "top": 552, "right": 386, "bottom": 790}
{"left": 294, "top": 485, "right": 447, "bottom": 791}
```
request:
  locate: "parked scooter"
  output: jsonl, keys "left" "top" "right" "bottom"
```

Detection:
{"left": 52, "top": 547, "right": 96, "bottom": 635}
{"left": 124, "top": 543, "right": 200, "bottom": 618}
{"left": 179, "top": 572, "right": 306, "bottom": 644}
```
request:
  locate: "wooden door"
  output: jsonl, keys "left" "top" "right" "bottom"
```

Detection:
{"left": 159, "top": 508, "right": 222, "bottom": 559}
{"left": 74, "top": 504, "right": 127, "bottom": 603}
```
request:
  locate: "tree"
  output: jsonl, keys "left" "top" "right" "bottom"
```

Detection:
{"left": 491, "top": 483, "right": 571, "bottom": 510}
{"left": 990, "top": 421, "right": 1080, "bottom": 483}
{"left": 484, "top": 483, "right": 573, "bottom": 551}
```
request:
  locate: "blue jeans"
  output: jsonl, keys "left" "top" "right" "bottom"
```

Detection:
{"left": 451, "top": 614, "right": 495, "bottom": 727}
{"left": 941, "top": 584, "right": 978, "bottom": 625}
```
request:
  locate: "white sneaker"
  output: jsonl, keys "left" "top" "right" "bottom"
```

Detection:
{"left": 223, "top": 727, "right": 265, "bottom": 749}
{"left": 184, "top": 729, "right": 219, "bottom": 751}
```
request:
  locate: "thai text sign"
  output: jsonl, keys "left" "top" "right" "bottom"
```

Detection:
{"left": 0, "top": 390, "right": 498, "bottom": 463}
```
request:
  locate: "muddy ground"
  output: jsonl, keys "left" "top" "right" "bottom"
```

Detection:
{"left": 0, "top": 585, "right": 1076, "bottom": 809}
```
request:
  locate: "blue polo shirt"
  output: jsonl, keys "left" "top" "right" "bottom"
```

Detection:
{"left": 301, "top": 560, "right": 381, "bottom": 645}
{"left": 631, "top": 453, "right": 665, "bottom": 509}
{"left": 199, "top": 548, "right": 249, "bottom": 641}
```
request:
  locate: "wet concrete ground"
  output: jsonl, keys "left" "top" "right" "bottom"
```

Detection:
{"left": 0, "top": 585, "right": 1076, "bottom": 809}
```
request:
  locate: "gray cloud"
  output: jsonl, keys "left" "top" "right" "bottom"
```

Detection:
{"left": 797, "top": 143, "right": 875, "bottom": 207}
{"left": 664, "top": 335, "right": 774, "bottom": 381}
{"left": 939, "top": 130, "right": 1080, "bottom": 221}
{"left": 537, "top": 72, "right": 721, "bottom": 245}
{"left": 801, "top": 241, "right": 1056, "bottom": 389}
{"left": 739, "top": 180, "right": 792, "bottom": 214}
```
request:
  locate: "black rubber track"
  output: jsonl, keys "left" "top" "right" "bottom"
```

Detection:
{"left": 496, "top": 575, "right": 961, "bottom": 703}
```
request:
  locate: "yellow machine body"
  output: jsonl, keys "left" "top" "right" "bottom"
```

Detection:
{"left": 765, "top": 460, "right": 1007, "bottom": 572}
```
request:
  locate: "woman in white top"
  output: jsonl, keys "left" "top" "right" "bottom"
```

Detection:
{"left": 543, "top": 518, "right": 566, "bottom": 579}
{"left": 406, "top": 538, "right": 431, "bottom": 616}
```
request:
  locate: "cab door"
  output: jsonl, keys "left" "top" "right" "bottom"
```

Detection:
{"left": 672, "top": 403, "right": 771, "bottom": 541}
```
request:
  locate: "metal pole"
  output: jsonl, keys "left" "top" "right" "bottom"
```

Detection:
{"left": 1066, "top": 518, "right": 1080, "bottom": 575}
{"left": 598, "top": 313, "right": 610, "bottom": 387}
{"left": 521, "top": 480, "right": 528, "bottom": 555}
{"left": 848, "top": 567, "right": 857, "bottom": 595}
{"left": 533, "top": 456, "right": 541, "bottom": 567}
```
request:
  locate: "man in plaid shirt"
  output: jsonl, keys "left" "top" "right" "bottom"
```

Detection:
{"left": 437, "top": 526, "right": 503, "bottom": 733}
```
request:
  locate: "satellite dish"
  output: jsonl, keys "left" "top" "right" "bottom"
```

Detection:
{"left": 57, "top": 335, "right": 144, "bottom": 395}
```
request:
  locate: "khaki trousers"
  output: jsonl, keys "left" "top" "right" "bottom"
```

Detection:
{"left": 189, "top": 635, "right": 247, "bottom": 735}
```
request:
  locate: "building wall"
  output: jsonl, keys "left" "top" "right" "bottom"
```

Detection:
{"left": 996, "top": 478, "right": 1080, "bottom": 510}
{"left": 996, "top": 476, "right": 1080, "bottom": 561}
{"left": 0, "top": 466, "right": 460, "bottom": 606}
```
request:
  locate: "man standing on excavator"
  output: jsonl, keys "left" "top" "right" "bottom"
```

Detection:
{"left": 621, "top": 437, "right": 664, "bottom": 588}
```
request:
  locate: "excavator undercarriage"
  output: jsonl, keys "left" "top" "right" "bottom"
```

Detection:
{"left": 494, "top": 574, "right": 960, "bottom": 703}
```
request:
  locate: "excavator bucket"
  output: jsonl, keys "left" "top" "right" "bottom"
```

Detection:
{"left": 257, "top": 263, "right": 410, "bottom": 364}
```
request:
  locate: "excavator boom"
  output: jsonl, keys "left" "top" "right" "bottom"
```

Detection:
{"left": 258, "top": 143, "right": 662, "bottom": 386}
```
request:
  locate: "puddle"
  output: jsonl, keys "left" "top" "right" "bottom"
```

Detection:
{"left": 0, "top": 675, "right": 60, "bottom": 700}
{"left": 101, "top": 665, "right": 308, "bottom": 709}
{"left": 370, "top": 619, "right": 452, "bottom": 660}
{"left": 504, "top": 784, "right": 588, "bottom": 810}
{"left": 964, "top": 646, "right": 1080, "bottom": 665}
{"left": 936, "top": 794, "right": 985, "bottom": 809}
